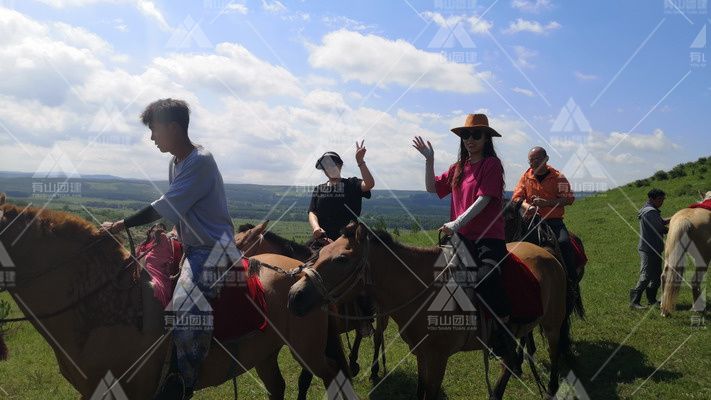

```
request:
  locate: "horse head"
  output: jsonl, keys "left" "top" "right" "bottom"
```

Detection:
{"left": 503, "top": 199, "right": 525, "bottom": 242}
{"left": 287, "top": 221, "right": 368, "bottom": 317}
{"left": 234, "top": 220, "right": 269, "bottom": 256}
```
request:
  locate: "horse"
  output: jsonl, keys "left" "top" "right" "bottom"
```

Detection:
{"left": 503, "top": 199, "right": 586, "bottom": 319}
{"left": 234, "top": 221, "right": 389, "bottom": 393}
{"left": 660, "top": 192, "right": 711, "bottom": 317}
{"left": 287, "top": 222, "right": 572, "bottom": 400}
{"left": 0, "top": 194, "right": 351, "bottom": 399}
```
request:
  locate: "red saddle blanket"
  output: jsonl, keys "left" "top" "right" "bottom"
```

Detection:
{"left": 689, "top": 199, "right": 711, "bottom": 211}
{"left": 210, "top": 258, "right": 268, "bottom": 341}
{"left": 501, "top": 252, "right": 543, "bottom": 323}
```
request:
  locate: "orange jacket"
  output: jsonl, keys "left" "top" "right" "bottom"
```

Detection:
{"left": 512, "top": 166, "right": 575, "bottom": 220}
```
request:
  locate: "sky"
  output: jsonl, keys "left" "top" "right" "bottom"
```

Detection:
{"left": 0, "top": 0, "right": 709, "bottom": 192}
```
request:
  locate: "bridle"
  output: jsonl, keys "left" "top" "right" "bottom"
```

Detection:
{"left": 301, "top": 238, "right": 371, "bottom": 305}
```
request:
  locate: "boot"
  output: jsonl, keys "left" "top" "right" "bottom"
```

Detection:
{"left": 646, "top": 287, "right": 660, "bottom": 307}
{"left": 629, "top": 289, "right": 646, "bottom": 309}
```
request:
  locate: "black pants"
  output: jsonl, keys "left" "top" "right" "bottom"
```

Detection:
{"left": 545, "top": 219, "right": 577, "bottom": 284}
{"left": 461, "top": 237, "right": 512, "bottom": 318}
{"left": 630, "top": 250, "right": 662, "bottom": 304}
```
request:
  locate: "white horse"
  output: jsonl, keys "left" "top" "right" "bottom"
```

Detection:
{"left": 660, "top": 191, "right": 711, "bottom": 316}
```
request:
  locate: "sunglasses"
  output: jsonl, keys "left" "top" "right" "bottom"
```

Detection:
{"left": 459, "top": 131, "right": 484, "bottom": 141}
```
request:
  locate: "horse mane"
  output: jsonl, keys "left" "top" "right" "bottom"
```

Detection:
{"left": 0, "top": 203, "right": 128, "bottom": 265}
{"left": 237, "top": 223, "right": 255, "bottom": 233}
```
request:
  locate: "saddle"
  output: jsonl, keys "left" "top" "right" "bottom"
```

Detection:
{"left": 437, "top": 234, "right": 542, "bottom": 323}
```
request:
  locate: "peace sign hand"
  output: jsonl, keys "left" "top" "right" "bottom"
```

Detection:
{"left": 412, "top": 136, "right": 434, "bottom": 161}
{"left": 355, "top": 140, "right": 367, "bottom": 164}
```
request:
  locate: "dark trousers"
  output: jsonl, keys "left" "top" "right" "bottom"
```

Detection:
{"left": 545, "top": 219, "right": 577, "bottom": 284}
{"left": 461, "top": 237, "right": 512, "bottom": 318}
{"left": 630, "top": 250, "right": 663, "bottom": 304}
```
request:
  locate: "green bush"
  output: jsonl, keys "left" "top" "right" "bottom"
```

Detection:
{"left": 653, "top": 170, "right": 669, "bottom": 180}
{"left": 676, "top": 184, "right": 696, "bottom": 197}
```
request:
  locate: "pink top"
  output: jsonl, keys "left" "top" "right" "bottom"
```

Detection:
{"left": 434, "top": 156, "right": 505, "bottom": 241}
{"left": 138, "top": 233, "right": 179, "bottom": 308}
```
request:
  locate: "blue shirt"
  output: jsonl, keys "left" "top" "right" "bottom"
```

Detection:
{"left": 151, "top": 146, "right": 234, "bottom": 248}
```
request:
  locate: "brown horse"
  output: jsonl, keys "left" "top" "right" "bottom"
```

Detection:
{"left": 0, "top": 196, "right": 350, "bottom": 399}
{"left": 660, "top": 199, "right": 711, "bottom": 317}
{"left": 288, "top": 222, "right": 571, "bottom": 400}
{"left": 234, "top": 221, "right": 389, "bottom": 393}
{"left": 503, "top": 199, "right": 586, "bottom": 319}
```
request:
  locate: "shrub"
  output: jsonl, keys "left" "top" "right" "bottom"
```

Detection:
{"left": 676, "top": 184, "right": 696, "bottom": 196}
{"left": 669, "top": 165, "right": 687, "bottom": 178}
{"left": 653, "top": 170, "right": 669, "bottom": 180}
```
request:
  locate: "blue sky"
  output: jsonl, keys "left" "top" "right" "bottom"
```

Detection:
{"left": 0, "top": 0, "right": 709, "bottom": 191}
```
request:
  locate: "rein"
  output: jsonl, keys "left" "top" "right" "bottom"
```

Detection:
{"left": 0, "top": 226, "right": 148, "bottom": 324}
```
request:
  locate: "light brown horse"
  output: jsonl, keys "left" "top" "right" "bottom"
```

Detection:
{"left": 288, "top": 222, "right": 571, "bottom": 400}
{"left": 234, "top": 221, "right": 389, "bottom": 396}
{"left": 660, "top": 196, "right": 711, "bottom": 317}
{"left": 0, "top": 195, "right": 350, "bottom": 399}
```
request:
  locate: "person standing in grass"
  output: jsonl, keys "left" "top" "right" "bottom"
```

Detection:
{"left": 629, "top": 188, "right": 670, "bottom": 309}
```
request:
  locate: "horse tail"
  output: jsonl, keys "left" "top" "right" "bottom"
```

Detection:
{"left": 557, "top": 312, "right": 572, "bottom": 361}
{"left": 661, "top": 216, "right": 694, "bottom": 316}
{"left": 325, "top": 305, "right": 351, "bottom": 378}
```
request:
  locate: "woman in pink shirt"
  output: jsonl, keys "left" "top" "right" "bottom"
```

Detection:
{"left": 413, "top": 113, "right": 514, "bottom": 360}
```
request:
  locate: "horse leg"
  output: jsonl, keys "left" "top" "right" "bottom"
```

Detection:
{"left": 691, "top": 263, "right": 708, "bottom": 312}
{"left": 370, "top": 316, "right": 387, "bottom": 382}
{"left": 415, "top": 354, "right": 427, "bottom": 400}
{"left": 296, "top": 369, "right": 313, "bottom": 400}
{"left": 491, "top": 361, "right": 513, "bottom": 400}
{"left": 423, "top": 354, "right": 448, "bottom": 400}
{"left": 545, "top": 328, "right": 561, "bottom": 397}
{"left": 349, "top": 330, "right": 363, "bottom": 376}
{"left": 254, "top": 350, "right": 285, "bottom": 400}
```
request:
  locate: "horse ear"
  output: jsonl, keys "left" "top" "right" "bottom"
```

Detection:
{"left": 0, "top": 193, "right": 5, "bottom": 205}
{"left": 343, "top": 221, "right": 358, "bottom": 237}
{"left": 355, "top": 223, "right": 367, "bottom": 244}
{"left": 254, "top": 220, "right": 269, "bottom": 235}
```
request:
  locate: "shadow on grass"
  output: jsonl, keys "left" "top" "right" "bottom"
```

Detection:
{"left": 367, "top": 370, "right": 450, "bottom": 400}
{"left": 565, "top": 340, "right": 682, "bottom": 399}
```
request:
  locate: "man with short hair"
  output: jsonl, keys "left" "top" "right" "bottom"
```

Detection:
{"left": 512, "top": 147, "right": 577, "bottom": 284}
{"left": 629, "top": 188, "right": 669, "bottom": 309}
{"left": 102, "top": 98, "right": 236, "bottom": 398}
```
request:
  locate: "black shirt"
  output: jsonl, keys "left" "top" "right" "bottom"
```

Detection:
{"left": 309, "top": 177, "right": 371, "bottom": 240}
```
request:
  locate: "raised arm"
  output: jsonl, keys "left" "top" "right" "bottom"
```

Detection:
{"left": 355, "top": 140, "right": 375, "bottom": 191}
{"left": 412, "top": 136, "right": 436, "bottom": 193}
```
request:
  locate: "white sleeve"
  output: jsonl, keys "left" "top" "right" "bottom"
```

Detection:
{"left": 444, "top": 195, "right": 492, "bottom": 232}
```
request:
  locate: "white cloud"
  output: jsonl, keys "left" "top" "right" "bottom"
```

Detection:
{"left": 149, "top": 42, "right": 302, "bottom": 98}
{"left": 606, "top": 129, "right": 680, "bottom": 151}
{"left": 261, "top": 0, "right": 286, "bottom": 13}
{"left": 513, "top": 45, "right": 537, "bottom": 68}
{"left": 225, "top": 3, "right": 248, "bottom": 15}
{"left": 35, "top": 0, "right": 171, "bottom": 31}
{"left": 421, "top": 11, "right": 493, "bottom": 35}
{"left": 322, "top": 15, "right": 373, "bottom": 32}
{"left": 308, "top": 29, "right": 490, "bottom": 94}
{"left": 511, "top": 0, "right": 553, "bottom": 13}
{"left": 574, "top": 71, "right": 598, "bottom": 81}
{"left": 512, "top": 86, "right": 534, "bottom": 97}
{"left": 504, "top": 18, "right": 561, "bottom": 34}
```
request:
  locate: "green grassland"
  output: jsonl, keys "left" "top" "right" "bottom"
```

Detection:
{"left": 1, "top": 158, "right": 710, "bottom": 399}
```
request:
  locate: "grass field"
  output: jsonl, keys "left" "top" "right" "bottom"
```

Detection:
{"left": 1, "top": 163, "right": 710, "bottom": 399}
